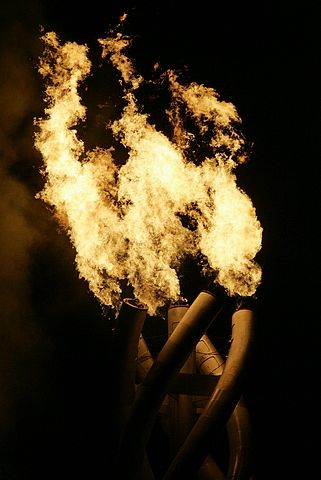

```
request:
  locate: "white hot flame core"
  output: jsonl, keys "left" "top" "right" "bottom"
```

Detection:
{"left": 34, "top": 29, "right": 263, "bottom": 315}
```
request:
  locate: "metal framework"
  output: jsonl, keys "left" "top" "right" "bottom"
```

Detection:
{"left": 110, "top": 291, "right": 256, "bottom": 480}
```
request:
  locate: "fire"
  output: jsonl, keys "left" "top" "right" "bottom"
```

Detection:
{"left": 34, "top": 27, "right": 262, "bottom": 315}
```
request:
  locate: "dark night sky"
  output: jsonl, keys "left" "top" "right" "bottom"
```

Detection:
{"left": 0, "top": 1, "right": 320, "bottom": 479}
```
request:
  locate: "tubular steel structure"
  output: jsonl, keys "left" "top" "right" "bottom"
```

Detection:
{"left": 163, "top": 306, "right": 256, "bottom": 480}
{"left": 111, "top": 292, "right": 256, "bottom": 480}
{"left": 136, "top": 307, "right": 254, "bottom": 480}
{"left": 116, "top": 290, "right": 223, "bottom": 479}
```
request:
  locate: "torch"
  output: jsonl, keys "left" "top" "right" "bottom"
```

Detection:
{"left": 34, "top": 27, "right": 263, "bottom": 480}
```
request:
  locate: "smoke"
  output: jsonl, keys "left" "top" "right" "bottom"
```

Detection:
{"left": 0, "top": 2, "right": 52, "bottom": 448}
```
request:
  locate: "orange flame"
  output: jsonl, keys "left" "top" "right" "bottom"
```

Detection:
{"left": 34, "top": 28, "right": 262, "bottom": 315}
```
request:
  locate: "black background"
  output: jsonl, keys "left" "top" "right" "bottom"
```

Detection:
{"left": 0, "top": 1, "right": 320, "bottom": 479}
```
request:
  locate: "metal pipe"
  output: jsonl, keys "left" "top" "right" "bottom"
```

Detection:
{"left": 137, "top": 319, "right": 225, "bottom": 480}
{"left": 110, "top": 298, "right": 147, "bottom": 455}
{"left": 196, "top": 334, "right": 225, "bottom": 376}
{"left": 137, "top": 319, "right": 227, "bottom": 480}
{"left": 117, "top": 290, "right": 223, "bottom": 479}
{"left": 137, "top": 334, "right": 154, "bottom": 383}
{"left": 137, "top": 334, "right": 170, "bottom": 437}
{"left": 196, "top": 334, "right": 253, "bottom": 480}
{"left": 163, "top": 305, "right": 256, "bottom": 480}
{"left": 196, "top": 335, "right": 226, "bottom": 480}
{"left": 226, "top": 397, "right": 253, "bottom": 480}
{"left": 167, "top": 305, "right": 195, "bottom": 455}
{"left": 198, "top": 454, "right": 226, "bottom": 480}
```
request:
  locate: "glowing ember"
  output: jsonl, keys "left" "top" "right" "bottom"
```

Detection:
{"left": 34, "top": 26, "right": 262, "bottom": 315}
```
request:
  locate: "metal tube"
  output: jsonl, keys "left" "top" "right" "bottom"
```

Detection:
{"left": 110, "top": 298, "right": 147, "bottom": 454}
{"left": 198, "top": 454, "right": 226, "bottom": 480}
{"left": 196, "top": 334, "right": 225, "bottom": 376}
{"left": 117, "top": 290, "right": 223, "bottom": 480}
{"left": 137, "top": 318, "right": 227, "bottom": 480}
{"left": 196, "top": 334, "right": 253, "bottom": 480}
{"left": 137, "top": 333, "right": 170, "bottom": 438}
{"left": 226, "top": 397, "right": 253, "bottom": 480}
{"left": 137, "top": 334, "right": 154, "bottom": 383}
{"left": 196, "top": 335, "right": 226, "bottom": 480}
{"left": 167, "top": 305, "right": 195, "bottom": 455}
{"left": 137, "top": 319, "right": 225, "bottom": 479}
{"left": 163, "top": 306, "right": 256, "bottom": 480}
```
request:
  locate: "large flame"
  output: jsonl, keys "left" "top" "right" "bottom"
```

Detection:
{"left": 34, "top": 28, "right": 262, "bottom": 315}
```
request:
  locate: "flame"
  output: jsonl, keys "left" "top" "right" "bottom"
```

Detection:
{"left": 34, "top": 28, "right": 262, "bottom": 315}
